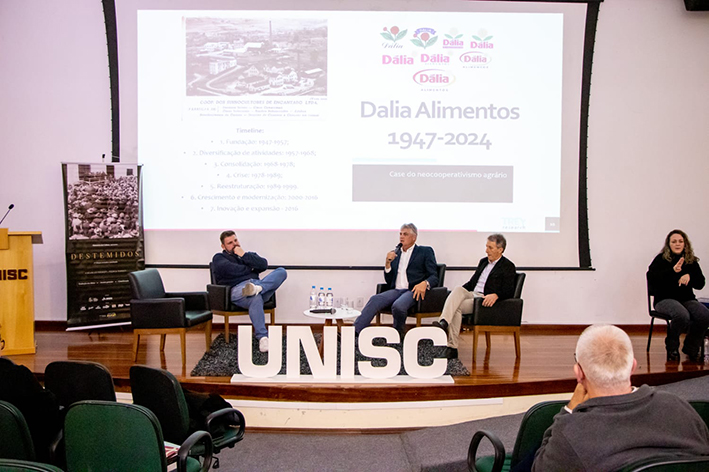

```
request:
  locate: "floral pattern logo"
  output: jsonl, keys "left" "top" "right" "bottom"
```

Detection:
{"left": 472, "top": 29, "right": 493, "bottom": 42}
{"left": 444, "top": 28, "right": 463, "bottom": 41}
{"left": 412, "top": 28, "right": 438, "bottom": 49}
{"left": 381, "top": 26, "right": 407, "bottom": 43}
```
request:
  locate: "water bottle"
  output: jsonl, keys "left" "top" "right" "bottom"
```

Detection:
{"left": 704, "top": 337, "right": 709, "bottom": 364}
{"left": 326, "top": 288, "right": 334, "bottom": 307}
{"left": 317, "top": 287, "right": 326, "bottom": 307}
{"left": 309, "top": 286, "right": 317, "bottom": 309}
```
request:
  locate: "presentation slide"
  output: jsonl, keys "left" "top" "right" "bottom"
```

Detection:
{"left": 116, "top": 0, "right": 590, "bottom": 267}
{"left": 137, "top": 9, "right": 562, "bottom": 233}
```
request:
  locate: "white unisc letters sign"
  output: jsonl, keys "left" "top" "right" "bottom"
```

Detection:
{"left": 237, "top": 326, "right": 448, "bottom": 380}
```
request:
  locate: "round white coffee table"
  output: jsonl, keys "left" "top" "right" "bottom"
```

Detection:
{"left": 303, "top": 307, "right": 360, "bottom": 327}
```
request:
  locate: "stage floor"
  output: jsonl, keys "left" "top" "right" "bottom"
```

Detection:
{"left": 6, "top": 326, "right": 709, "bottom": 404}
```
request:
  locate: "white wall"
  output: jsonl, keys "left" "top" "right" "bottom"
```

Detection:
{"left": 2, "top": 0, "right": 708, "bottom": 325}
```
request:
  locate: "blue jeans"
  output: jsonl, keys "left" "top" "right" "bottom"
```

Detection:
{"left": 354, "top": 288, "right": 416, "bottom": 334}
{"left": 231, "top": 267, "right": 287, "bottom": 339}
{"left": 655, "top": 299, "right": 709, "bottom": 353}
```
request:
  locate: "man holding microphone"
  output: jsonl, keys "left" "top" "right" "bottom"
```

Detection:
{"left": 353, "top": 223, "right": 439, "bottom": 336}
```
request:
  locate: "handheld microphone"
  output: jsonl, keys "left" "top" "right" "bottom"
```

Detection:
{"left": 394, "top": 242, "right": 403, "bottom": 256}
{"left": 310, "top": 308, "right": 336, "bottom": 314}
{"left": 0, "top": 204, "right": 14, "bottom": 226}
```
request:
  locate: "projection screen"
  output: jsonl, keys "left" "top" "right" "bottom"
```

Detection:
{"left": 111, "top": 0, "right": 598, "bottom": 268}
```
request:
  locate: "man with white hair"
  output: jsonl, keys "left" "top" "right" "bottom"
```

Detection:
{"left": 354, "top": 223, "right": 438, "bottom": 336}
{"left": 532, "top": 325, "right": 709, "bottom": 471}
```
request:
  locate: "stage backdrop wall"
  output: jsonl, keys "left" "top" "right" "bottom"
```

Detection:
{"left": 1, "top": 0, "right": 709, "bottom": 327}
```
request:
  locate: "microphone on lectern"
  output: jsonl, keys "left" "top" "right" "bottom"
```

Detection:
{"left": 0, "top": 204, "right": 15, "bottom": 226}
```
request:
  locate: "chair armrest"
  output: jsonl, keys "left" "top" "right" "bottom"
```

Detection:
{"left": 263, "top": 291, "right": 276, "bottom": 309}
{"left": 417, "top": 287, "right": 450, "bottom": 312}
{"left": 166, "top": 291, "right": 208, "bottom": 310}
{"left": 49, "top": 428, "right": 63, "bottom": 466}
{"left": 177, "top": 430, "right": 213, "bottom": 472}
{"left": 131, "top": 298, "right": 186, "bottom": 328}
{"left": 376, "top": 283, "right": 388, "bottom": 294}
{"left": 207, "top": 284, "right": 230, "bottom": 311}
{"left": 468, "top": 430, "right": 506, "bottom": 472}
{"left": 205, "top": 407, "right": 246, "bottom": 443}
{"left": 472, "top": 298, "right": 524, "bottom": 326}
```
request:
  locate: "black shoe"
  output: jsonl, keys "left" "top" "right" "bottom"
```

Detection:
{"left": 688, "top": 353, "right": 703, "bottom": 363}
{"left": 433, "top": 319, "right": 449, "bottom": 334}
{"left": 667, "top": 349, "right": 680, "bottom": 362}
{"left": 444, "top": 347, "right": 458, "bottom": 359}
{"left": 682, "top": 346, "right": 704, "bottom": 362}
{"left": 681, "top": 346, "right": 702, "bottom": 362}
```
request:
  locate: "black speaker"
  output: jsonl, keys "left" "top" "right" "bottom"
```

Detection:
{"left": 685, "top": 0, "right": 709, "bottom": 11}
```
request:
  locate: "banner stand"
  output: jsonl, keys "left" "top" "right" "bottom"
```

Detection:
{"left": 62, "top": 163, "right": 144, "bottom": 330}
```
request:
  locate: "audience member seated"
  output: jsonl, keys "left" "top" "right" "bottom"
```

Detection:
{"left": 353, "top": 223, "right": 438, "bottom": 336}
{"left": 531, "top": 325, "right": 709, "bottom": 472}
{"left": 648, "top": 229, "right": 709, "bottom": 362}
{"left": 0, "top": 358, "right": 61, "bottom": 463}
{"left": 432, "top": 233, "right": 516, "bottom": 359}
{"left": 211, "top": 230, "right": 287, "bottom": 353}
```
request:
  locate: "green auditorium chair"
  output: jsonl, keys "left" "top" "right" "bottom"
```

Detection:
{"left": 44, "top": 360, "right": 117, "bottom": 469}
{"left": 130, "top": 365, "right": 245, "bottom": 469}
{"left": 0, "top": 459, "right": 63, "bottom": 472}
{"left": 44, "top": 360, "right": 117, "bottom": 408}
{"left": 0, "top": 400, "right": 36, "bottom": 461}
{"left": 64, "top": 400, "right": 212, "bottom": 472}
{"left": 468, "top": 400, "right": 566, "bottom": 472}
{"left": 688, "top": 400, "right": 709, "bottom": 429}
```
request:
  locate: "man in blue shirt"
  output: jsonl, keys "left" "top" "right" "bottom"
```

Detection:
{"left": 212, "top": 230, "right": 286, "bottom": 352}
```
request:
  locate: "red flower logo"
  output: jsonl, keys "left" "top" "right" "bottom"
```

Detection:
{"left": 411, "top": 29, "right": 438, "bottom": 49}
{"left": 381, "top": 26, "right": 407, "bottom": 43}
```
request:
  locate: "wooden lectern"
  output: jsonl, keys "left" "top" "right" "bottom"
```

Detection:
{"left": 0, "top": 229, "right": 43, "bottom": 355}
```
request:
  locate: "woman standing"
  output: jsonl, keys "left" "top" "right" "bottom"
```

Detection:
{"left": 648, "top": 229, "right": 709, "bottom": 362}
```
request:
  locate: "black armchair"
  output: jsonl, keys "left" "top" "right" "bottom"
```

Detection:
{"left": 130, "top": 365, "right": 245, "bottom": 469}
{"left": 128, "top": 269, "right": 212, "bottom": 366}
{"left": 463, "top": 272, "right": 525, "bottom": 363}
{"left": 374, "top": 263, "right": 449, "bottom": 327}
{"left": 206, "top": 263, "right": 277, "bottom": 343}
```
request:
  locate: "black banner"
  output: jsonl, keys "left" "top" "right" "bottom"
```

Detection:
{"left": 62, "top": 163, "right": 144, "bottom": 329}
